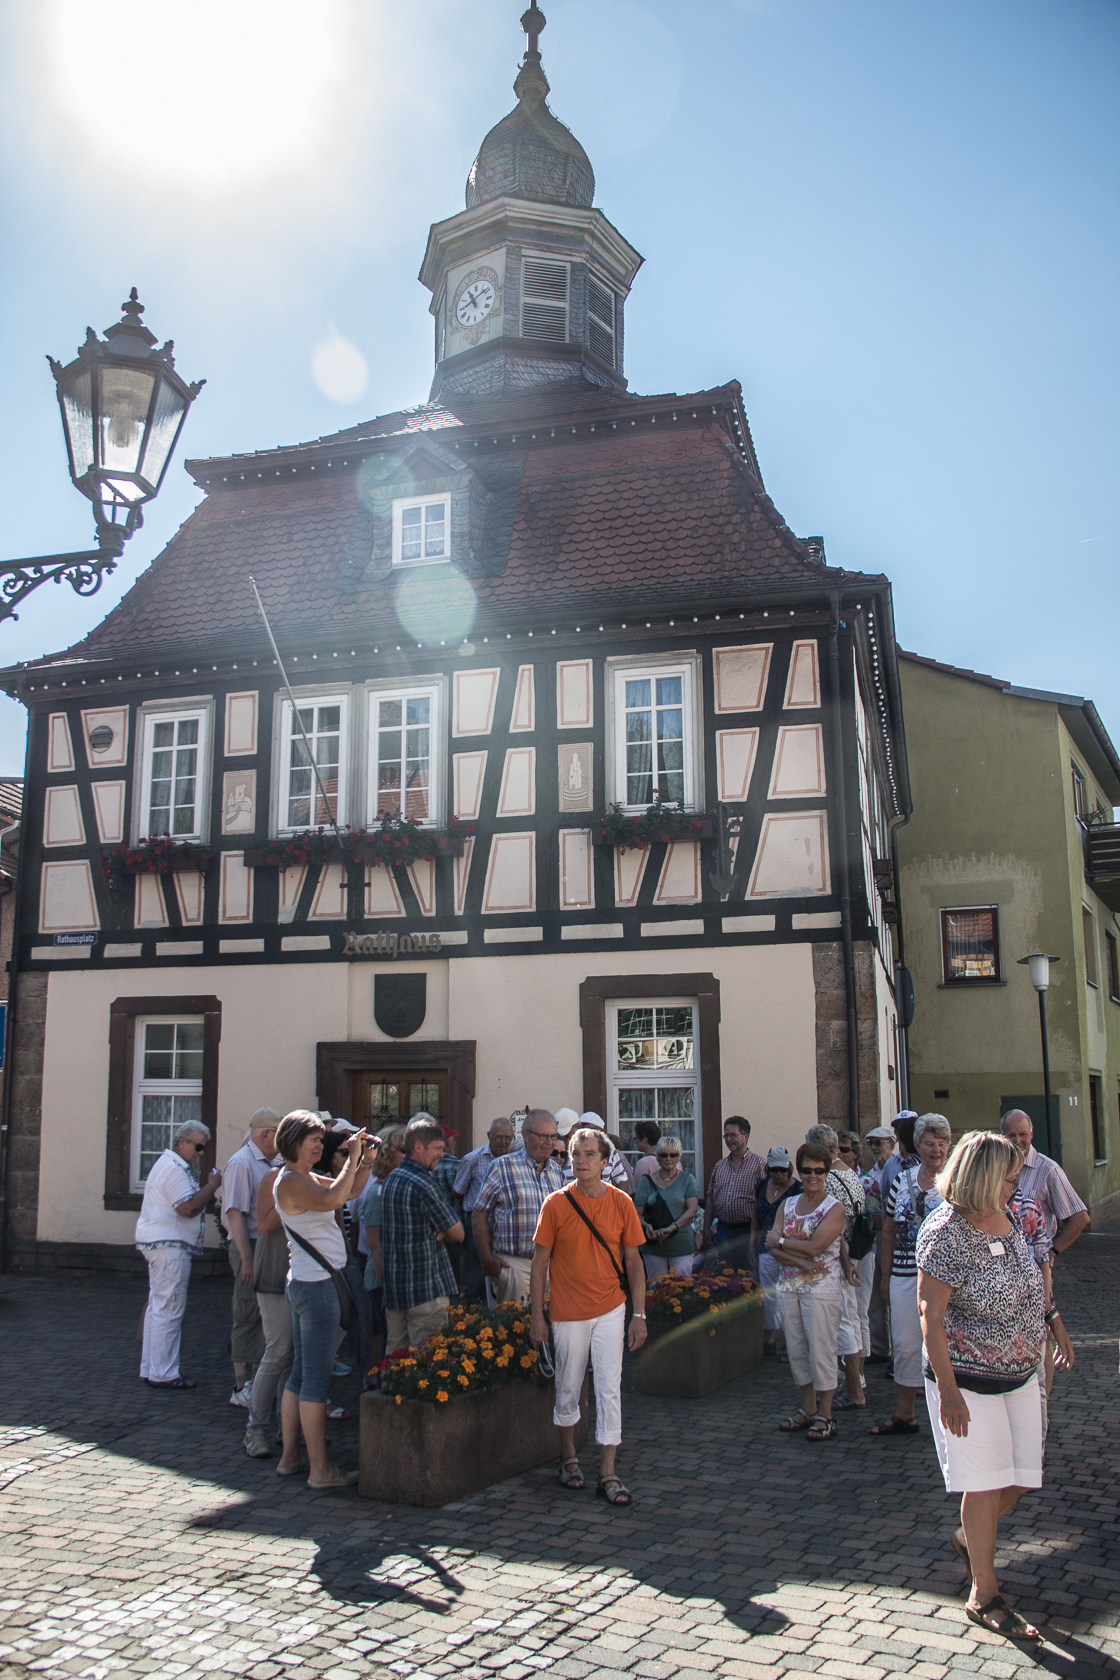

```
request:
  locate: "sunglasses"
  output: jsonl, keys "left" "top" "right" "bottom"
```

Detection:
{"left": 657, "top": 1152, "right": 681, "bottom": 1160}
{"left": 799, "top": 1167, "right": 828, "bottom": 1177}
{"left": 551, "top": 1148, "right": 567, "bottom": 1159}
{"left": 769, "top": 1165, "right": 790, "bottom": 1174}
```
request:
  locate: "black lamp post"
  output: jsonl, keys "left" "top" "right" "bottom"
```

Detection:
{"left": 0, "top": 289, "right": 204, "bottom": 623}
{"left": 1017, "top": 951, "right": 1060, "bottom": 1158}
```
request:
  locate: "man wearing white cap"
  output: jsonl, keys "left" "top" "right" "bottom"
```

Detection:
{"left": 558, "top": 1111, "right": 633, "bottom": 1194}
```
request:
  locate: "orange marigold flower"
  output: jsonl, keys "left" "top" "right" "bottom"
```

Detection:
{"left": 462, "top": 1360, "right": 476, "bottom": 1374}
{"left": 709, "top": 1303, "right": 719, "bottom": 1312}
{"left": 396, "top": 1395, "right": 402, "bottom": 1405}
{"left": 520, "top": 1354, "right": 533, "bottom": 1368}
{"left": 418, "top": 1379, "right": 429, "bottom": 1388}
{"left": 438, "top": 1369, "right": 450, "bottom": 1378}
{"left": 458, "top": 1374, "right": 469, "bottom": 1386}
{"left": 437, "top": 1391, "right": 449, "bottom": 1403}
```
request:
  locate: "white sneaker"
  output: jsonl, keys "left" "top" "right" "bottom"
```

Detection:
{"left": 244, "top": 1426, "right": 272, "bottom": 1459}
{"left": 230, "top": 1381, "right": 254, "bottom": 1409}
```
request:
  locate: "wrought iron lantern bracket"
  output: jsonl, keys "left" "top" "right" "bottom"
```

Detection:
{"left": 709, "top": 801, "right": 746, "bottom": 898}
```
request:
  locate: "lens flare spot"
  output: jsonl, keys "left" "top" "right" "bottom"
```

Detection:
{"left": 311, "top": 328, "right": 369, "bottom": 405}
{"left": 395, "top": 569, "right": 476, "bottom": 645}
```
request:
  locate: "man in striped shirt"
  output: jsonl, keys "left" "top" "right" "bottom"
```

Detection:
{"left": 1001, "top": 1108, "right": 1089, "bottom": 1395}
{"left": 700, "top": 1117, "right": 766, "bottom": 1266}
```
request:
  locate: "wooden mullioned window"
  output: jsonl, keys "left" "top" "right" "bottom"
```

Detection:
{"left": 104, "top": 995, "right": 221, "bottom": 1212}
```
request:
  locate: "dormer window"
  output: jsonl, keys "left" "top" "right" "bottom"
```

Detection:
{"left": 521, "top": 258, "right": 569, "bottom": 343}
{"left": 588, "top": 276, "right": 616, "bottom": 368}
{"left": 393, "top": 493, "right": 450, "bottom": 566}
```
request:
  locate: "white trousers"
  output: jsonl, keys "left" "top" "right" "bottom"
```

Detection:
{"left": 552, "top": 1302, "right": 625, "bottom": 1446}
{"left": 856, "top": 1249, "right": 876, "bottom": 1357}
{"left": 889, "top": 1273, "right": 924, "bottom": 1388}
{"left": 758, "top": 1250, "right": 783, "bottom": 1330}
{"left": 925, "top": 1373, "right": 1044, "bottom": 1493}
{"left": 140, "top": 1247, "right": 193, "bottom": 1383}
{"left": 642, "top": 1252, "right": 695, "bottom": 1278}
{"left": 493, "top": 1253, "right": 534, "bottom": 1304}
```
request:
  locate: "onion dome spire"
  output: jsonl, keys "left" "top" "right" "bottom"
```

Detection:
{"left": 465, "top": 2, "right": 595, "bottom": 210}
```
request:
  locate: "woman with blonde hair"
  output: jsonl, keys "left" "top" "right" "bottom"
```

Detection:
{"left": 873, "top": 1113, "right": 951, "bottom": 1437}
{"left": 918, "top": 1129, "right": 1068, "bottom": 1645}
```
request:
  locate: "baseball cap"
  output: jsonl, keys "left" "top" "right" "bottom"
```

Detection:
{"left": 554, "top": 1107, "right": 580, "bottom": 1130}
{"left": 766, "top": 1147, "right": 792, "bottom": 1168}
{"left": 439, "top": 1125, "right": 461, "bottom": 1142}
{"left": 893, "top": 1111, "right": 918, "bottom": 1125}
{"left": 578, "top": 1111, "right": 606, "bottom": 1130}
{"left": 866, "top": 1126, "right": 895, "bottom": 1140}
{"left": 329, "top": 1118, "right": 362, "bottom": 1135}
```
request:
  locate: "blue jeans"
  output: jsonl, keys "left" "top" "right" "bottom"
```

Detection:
{"left": 284, "top": 1277, "right": 339, "bottom": 1405}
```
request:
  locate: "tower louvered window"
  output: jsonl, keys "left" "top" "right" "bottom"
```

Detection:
{"left": 521, "top": 258, "right": 568, "bottom": 342}
{"left": 588, "top": 276, "right": 616, "bottom": 367}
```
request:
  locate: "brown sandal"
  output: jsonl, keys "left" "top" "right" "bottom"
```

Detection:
{"left": 596, "top": 1474, "right": 632, "bottom": 1505}
{"left": 870, "top": 1415, "right": 919, "bottom": 1435}
{"left": 965, "top": 1596, "right": 1040, "bottom": 1643}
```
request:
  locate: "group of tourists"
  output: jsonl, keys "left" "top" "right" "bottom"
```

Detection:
{"left": 134, "top": 1094, "right": 1089, "bottom": 1641}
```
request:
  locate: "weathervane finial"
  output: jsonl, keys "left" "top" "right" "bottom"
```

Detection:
{"left": 520, "top": 2, "right": 546, "bottom": 62}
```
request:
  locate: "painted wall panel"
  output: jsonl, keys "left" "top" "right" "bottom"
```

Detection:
{"left": 81, "top": 706, "right": 129, "bottom": 768}
{"left": 510, "top": 665, "right": 536, "bottom": 732}
{"left": 220, "top": 852, "right": 254, "bottom": 923}
{"left": 453, "top": 751, "right": 487, "bottom": 821}
{"left": 134, "top": 872, "right": 168, "bottom": 928}
{"left": 277, "top": 865, "right": 308, "bottom": 923}
{"left": 497, "top": 747, "right": 536, "bottom": 818}
{"left": 559, "top": 743, "right": 593, "bottom": 811}
{"left": 748, "top": 813, "right": 830, "bottom": 898}
{"left": 453, "top": 837, "right": 475, "bottom": 917}
{"left": 39, "top": 860, "right": 99, "bottom": 932}
{"left": 613, "top": 845, "right": 649, "bottom": 907}
{"left": 309, "top": 862, "right": 347, "bottom": 920}
{"left": 407, "top": 857, "right": 437, "bottom": 916}
{"left": 224, "top": 691, "right": 259, "bottom": 756}
{"left": 654, "top": 841, "right": 702, "bottom": 904}
{"left": 715, "top": 729, "right": 760, "bottom": 803}
{"left": 47, "top": 713, "right": 75, "bottom": 773}
{"left": 482, "top": 832, "right": 536, "bottom": 913}
{"left": 784, "top": 640, "right": 821, "bottom": 709}
{"left": 560, "top": 829, "right": 594, "bottom": 909}
{"left": 43, "top": 786, "right": 85, "bottom": 847}
{"left": 713, "top": 644, "right": 772, "bottom": 712}
{"left": 453, "top": 668, "right": 500, "bottom": 737}
{"left": 172, "top": 870, "right": 205, "bottom": 925}
{"left": 768, "top": 724, "right": 826, "bottom": 798}
{"left": 221, "top": 770, "right": 257, "bottom": 834}
{"left": 556, "top": 660, "right": 593, "bottom": 728}
{"left": 91, "top": 781, "right": 126, "bottom": 844}
{"left": 365, "top": 862, "right": 405, "bottom": 917}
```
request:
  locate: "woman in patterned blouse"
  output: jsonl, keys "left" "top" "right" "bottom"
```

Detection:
{"left": 918, "top": 1131, "right": 1072, "bottom": 1645}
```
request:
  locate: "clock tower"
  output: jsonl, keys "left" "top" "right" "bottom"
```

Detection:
{"left": 420, "top": 3, "right": 643, "bottom": 400}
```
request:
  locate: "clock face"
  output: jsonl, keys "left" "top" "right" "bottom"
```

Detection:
{"left": 455, "top": 280, "right": 496, "bottom": 327}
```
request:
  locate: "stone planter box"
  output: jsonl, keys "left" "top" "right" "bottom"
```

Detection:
{"left": 359, "top": 1376, "right": 587, "bottom": 1507}
{"left": 638, "top": 1295, "right": 763, "bottom": 1398}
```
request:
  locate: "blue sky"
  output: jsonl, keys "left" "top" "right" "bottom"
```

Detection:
{"left": 0, "top": 0, "right": 1117, "bottom": 781}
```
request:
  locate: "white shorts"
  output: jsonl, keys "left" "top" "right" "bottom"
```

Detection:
{"left": 924, "top": 1373, "right": 1044, "bottom": 1493}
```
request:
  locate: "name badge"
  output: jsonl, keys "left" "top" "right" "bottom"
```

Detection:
{"left": 988, "top": 1240, "right": 1005, "bottom": 1256}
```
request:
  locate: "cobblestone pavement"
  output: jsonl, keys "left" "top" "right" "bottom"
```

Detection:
{"left": 1, "top": 1228, "right": 1117, "bottom": 1680}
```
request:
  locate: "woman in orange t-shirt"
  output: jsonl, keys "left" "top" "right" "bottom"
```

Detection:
{"left": 531, "top": 1127, "right": 647, "bottom": 1505}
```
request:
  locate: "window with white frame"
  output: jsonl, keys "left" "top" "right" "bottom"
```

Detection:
{"left": 139, "top": 708, "right": 208, "bottom": 839}
{"left": 368, "top": 685, "right": 439, "bottom": 825}
{"left": 392, "top": 494, "right": 450, "bottom": 566}
{"left": 132, "top": 1018, "right": 205, "bottom": 1190}
{"left": 279, "top": 695, "right": 348, "bottom": 830}
{"left": 611, "top": 660, "right": 697, "bottom": 810}
{"left": 608, "top": 999, "right": 701, "bottom": 1183}
{"left": 521, "top": 257, "right": 569, "bottom": 342}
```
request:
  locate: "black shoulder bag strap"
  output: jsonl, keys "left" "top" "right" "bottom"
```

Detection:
{"left": 284, "top": 1222, "right": 354, "bottom": 1330}
{"left": 564, "top": 1187, "right": 631, "bottom": 1299}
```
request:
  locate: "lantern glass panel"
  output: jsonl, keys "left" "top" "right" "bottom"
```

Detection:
{"left": 140, "top": 377, "right": 188, "bottom": 488}
{"left": 98, "top": 364, "right": 157, "bottom": 474}
{"left": 61, "top": 368, "right": 94, "bottom": 480}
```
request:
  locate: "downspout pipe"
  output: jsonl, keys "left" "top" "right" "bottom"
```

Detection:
{"left": 827, "top": 591, "right": 860, "bottom": 1128}
{"left": 0, "top": 680, "right": 30, "bottom": 1278}
{"left": 889, "top": 810, "right": 912, "bottom": 1111}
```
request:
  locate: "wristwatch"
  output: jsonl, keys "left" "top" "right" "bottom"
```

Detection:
{"left": 632, "top": 1312, "right": 646, "bottom": 1319}
{"left": 778, "top": 1235, "right": 786, "bottom": 1248}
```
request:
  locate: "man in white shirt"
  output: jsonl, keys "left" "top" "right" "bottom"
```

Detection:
{"left": 221, "top": 1107, "right": 282, "bottom": 1408}
{"left": 558, "top": 1111, "right": 634, "bottom": 1193}
{"left": 135, "top": 1122, "right": 222, "bottom": 1387}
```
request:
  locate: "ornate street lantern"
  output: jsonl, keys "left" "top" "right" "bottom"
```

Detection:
{"left": 0, "top": 290, "right": 204, "bottom": 623}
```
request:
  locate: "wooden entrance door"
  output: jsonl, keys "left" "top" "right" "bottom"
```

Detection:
{"left": 353, "top": 1070, "right": 449, "bottom": 1128}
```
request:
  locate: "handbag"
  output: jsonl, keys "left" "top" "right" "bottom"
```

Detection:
{"left": 285, "top": 1222, "right": 354, "bottom": 1332}
{"left": 833, "top": 1169, "right": 875, "bottom": 1261}
{"left": 641, "top": 1187, "right": 674, "bottom": 1232}
{"left": 564, "top": 1187, "right": 631, "bottom": 1300}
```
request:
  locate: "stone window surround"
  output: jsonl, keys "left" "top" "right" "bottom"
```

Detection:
{"left": 104, "top": 995, "right": 222, "bottom": 1213}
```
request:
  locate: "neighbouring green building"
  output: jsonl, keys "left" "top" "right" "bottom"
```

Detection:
{"left": 896, "top": 651, "right": 1120, "bottom": 1226}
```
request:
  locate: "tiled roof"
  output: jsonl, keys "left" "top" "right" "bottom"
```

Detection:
{"left": 23, "top": 383, "right": 885, "bottom": 667}
{"left": 898, "top": 649, "right": 1010, "bottom": 690}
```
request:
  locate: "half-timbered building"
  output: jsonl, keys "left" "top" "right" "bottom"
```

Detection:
{"left": 0, "top": 8, "right": 910, "bottom": 1270}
